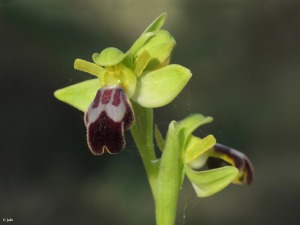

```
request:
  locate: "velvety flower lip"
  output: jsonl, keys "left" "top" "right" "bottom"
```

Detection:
{"left": 207, "top": 143, "right": 254, "bottom": 185}
{"left": 84, "top": 85, "right": 134, "bottom": 155}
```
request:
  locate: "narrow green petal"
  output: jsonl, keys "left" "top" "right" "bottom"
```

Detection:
{"left": 143, "top": 12, "right": 167, "bottom": 34}
{"left": 74, "top": 59, "right": 104, "bottom": 77}
{"left": 154, "top": 124, "right": 166, "bottom": 152}
{"left": 133, "top": 50, "right": 151, "bottom": 77}
{"left": 93, "top": 47, "right": 127, "bottom": 67}
{"left": 185, "top": 135, "right": 216, "bottom": 164}
{"left": 185, "top": 166, "right": 239, "bottom": 197}
{"left": 54, "top": 79, "right": 101, "bottom": 112}
{"left": 132, "top": 64, "right": 192, "bottom": 108}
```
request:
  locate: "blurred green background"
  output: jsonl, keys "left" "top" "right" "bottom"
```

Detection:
{"left": 1, "top": 0, "right": 300, "bottom": 224}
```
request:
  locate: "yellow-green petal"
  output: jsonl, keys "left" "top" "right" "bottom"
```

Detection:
{"left": 185, "top": 135, "right": 216, "bottom": 164}
{"left": 185, "top": 166, "right": 239, "bottom": 197}
{"left": 54, "top": 79, "right": 101, "bottom": 112}
{"left": 132, "top": 64, "right": 192, "bottom": 108}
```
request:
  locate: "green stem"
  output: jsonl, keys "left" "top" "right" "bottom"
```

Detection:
{"left": 131, "top": 102, "right": 182, "bottom": 225}
{"left": 130, "top": 101, "right": 158, "bottom": 199}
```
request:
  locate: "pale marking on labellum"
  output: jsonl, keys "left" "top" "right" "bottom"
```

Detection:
{"left": 86, "top": 86, "right": 126, "bottom": 124}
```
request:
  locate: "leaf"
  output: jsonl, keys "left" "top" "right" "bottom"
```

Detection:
{"left": 143, "top": 12, "right": 167, "bottom": 34}
{"left": 156, "top": 121, "right": 179, "bottom": 225}
{"left": 132, "top": 64, "right": 192, "bottom": 108}
{"left": 54, "top": 79, "right": 101, "bottom": 112}
{"left": 185, "top": 166, "right": 239, "bottom": 197}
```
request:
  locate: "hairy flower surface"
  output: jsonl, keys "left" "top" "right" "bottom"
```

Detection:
{"left": 85, "top": 86, "right": 134, "bottom": 155}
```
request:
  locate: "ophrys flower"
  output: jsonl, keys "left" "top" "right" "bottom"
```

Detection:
{"left": 54, "top": 13, "right": 192, "bottom": 155}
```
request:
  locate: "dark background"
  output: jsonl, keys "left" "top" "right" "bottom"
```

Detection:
{"left": 1, "top": 0, "right": 300, "bottom": 224}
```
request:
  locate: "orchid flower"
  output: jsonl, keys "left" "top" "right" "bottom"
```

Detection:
{"left": 54, "top": 13, "right": 191, "bottom": 155}
{"left": 154, "top": 114, "right": 253, "bottom": 224}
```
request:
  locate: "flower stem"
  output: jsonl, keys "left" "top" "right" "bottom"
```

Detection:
{"left": 131, "top": 102, "right": 181, "bottom": 225}
{"left": 130, "top": 101, "right": 158, "bottom": 199}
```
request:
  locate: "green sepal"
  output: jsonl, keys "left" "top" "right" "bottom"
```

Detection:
{"left": 130, "top": 12, "right": 167, "bottom": 54}
{"left": 54, "top": 79, "right": 101, "bottom": 112}
{"left": 185, "top": 165, "right": 239, "bottom": 197}
{"left": 143, "top": 12, "right": 167, "bottom": 34}
{"left": 145, "top": 41, "right": 175, "bottom": 70}
{"left": 154, "top": 124, "right": 166, "bottom": 152}
{"left": 92, "top": 47, "right": 127, "bottom": 67}
{"left": 132, "top": 64, "right": 192, "bottom": 108}
{"left": 176, "top": 114, "right": 213, "bottom": 145}
{"left": 130, "top": 32, "right": 156, "bottom": 55}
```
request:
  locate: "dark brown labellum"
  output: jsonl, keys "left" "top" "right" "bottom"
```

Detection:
{"left": 207, "top": 143, "right": 254, "bottom": 185}
{"left": 84, "top": 86, "right": 135, "bottom": 155}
